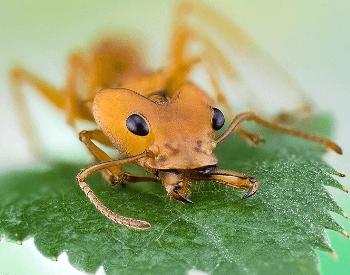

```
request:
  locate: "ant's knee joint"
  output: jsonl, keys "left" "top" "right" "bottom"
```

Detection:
{"left": 10, "top": 67, "right": 23, "bottom": 82}
{"left": 79, "top": 130, "right": 89, "bottom": 142}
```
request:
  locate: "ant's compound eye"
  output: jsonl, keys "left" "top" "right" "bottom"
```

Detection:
{"left": 126, "top": 114, "right": 149, "bottom": 136}
{"left": 212, "top": 108, "right": 225, "bottom": 130}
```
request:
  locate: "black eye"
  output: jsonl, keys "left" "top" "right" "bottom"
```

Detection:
{"left": 126, "top": 114, "right": 149, "bottom": 136}
{"left": 212, "top": 108, "right": 225, "bottom": 130}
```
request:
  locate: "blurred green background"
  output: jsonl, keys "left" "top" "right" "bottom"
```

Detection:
{"left": 0, "top": 0, "right": 348, "bottom": 274}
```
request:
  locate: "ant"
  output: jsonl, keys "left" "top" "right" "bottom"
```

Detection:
{"left": 9, "top": 1, "right": 343, "bottom": 229}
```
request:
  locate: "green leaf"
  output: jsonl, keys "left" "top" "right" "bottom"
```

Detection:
{"left": 0, "top": 114, "right": 346, "bottom": 275}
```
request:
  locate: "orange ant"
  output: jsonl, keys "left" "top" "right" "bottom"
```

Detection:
{"left": 9, "top": 1, "right": 342, "bottom": 229}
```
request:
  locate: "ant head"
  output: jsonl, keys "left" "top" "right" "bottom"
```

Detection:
{"left": 93, "top": 83, "right": 224, "bottom": 170}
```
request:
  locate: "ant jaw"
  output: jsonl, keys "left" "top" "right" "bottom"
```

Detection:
{"left": 177, "top": 193, "right": 194, "bottom": 204}
{"left": 157, "top": 170, "right": 192, "bottom": 203}
{"left": 157, "top": 166, "right": 259, "bottom": 203}
{"left": 193, "top": 166, "right": 259, "bottom": 199}
{"left": 173, "top": 184, "right": 193, "bottom": 203}
{"left": 168, "top": 180, "right": 193, "bottom": 204}
{"left": 197, "top": 165, "right": 217, "bottom": 175}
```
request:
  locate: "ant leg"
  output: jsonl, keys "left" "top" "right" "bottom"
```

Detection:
{"left": 165, "top": 57, "right": 202, "bottom": 94}
{"left": 272, "top": 103, "right": 314, "bottom": 125}
{"left": 168, "top": 3, "right": 263, "bottom": 145}
{"left": 79, "top": 130, "right": 159, "bottom": 185}
{"left": 171, "top": 0, "right": 314, "bottom": 123}
{"left": 9, "top": 53, "right": 94, "bottom": 156}
{"left": 168, "top": 1, "right": 257, "bottom": 99}
{"left": 79, "top": 129, "right": 121, "bottom": 184}
{"left": 207, "top": 62, "right": 264, "bottom": 146}
{"left": 216, "top": 112, "right": 342, "bottom": 154}
{"left": 9, "top": 66, "right": 65, "bottom": 156}
{"left": 76, "top": 152, "right": 151, "bottom": 229}
{"left": 64, "top": 52, "right": 95, "bottom": 125}
{"left": 197, "top": 166, "right": 259, "bottom": 199}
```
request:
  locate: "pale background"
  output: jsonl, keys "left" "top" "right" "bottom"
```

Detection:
{"left": 0, "top": 0, "right": 349, "bottom": 274}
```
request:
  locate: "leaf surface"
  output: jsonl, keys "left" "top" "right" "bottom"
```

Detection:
{"left": 0, "top": 115, "right": 346, "bottom": 275}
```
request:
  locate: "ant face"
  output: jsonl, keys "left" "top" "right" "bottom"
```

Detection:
{"left": 93, "top": 83, "right": 222, "bottom": 170}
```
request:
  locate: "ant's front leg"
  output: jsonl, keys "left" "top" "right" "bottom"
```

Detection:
{"left": 79, "top": 130, "right": 160, "bottom": 187}
{"left": 197, "top": 166, "right": 259, "bottom": 199}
